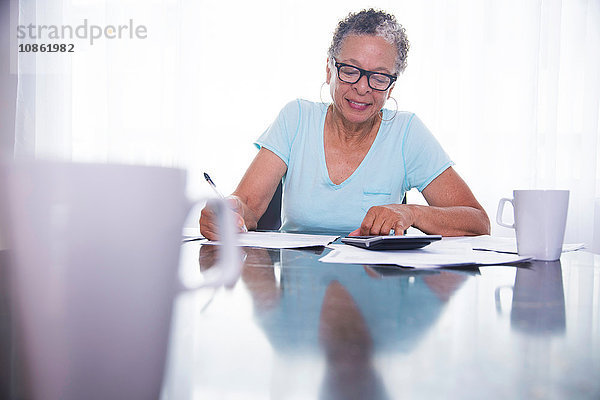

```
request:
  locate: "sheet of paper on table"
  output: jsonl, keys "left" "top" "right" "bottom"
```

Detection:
{"left": 450, "top": 235, "right": 586, "bottom": 254}
{"left": 320, "top": 239, "right": 531, "bottom": 269}
{"left": 191, "top": 231, "right": 339, "bottom": 249}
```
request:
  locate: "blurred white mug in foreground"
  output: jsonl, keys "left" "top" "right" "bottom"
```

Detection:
{"left": 496, "top": 190, "right": 569, "bottom": 261}
{"left": 1, "top": 160, "right": 240, "bottom": 400}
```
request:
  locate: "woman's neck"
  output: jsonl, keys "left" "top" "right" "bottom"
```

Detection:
{"left": 327, "top": 105, "right": 381, "bottom": 146}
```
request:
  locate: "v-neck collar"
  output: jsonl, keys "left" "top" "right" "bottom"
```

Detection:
{"left": 319, "top": 106, "right": 385, "bottom": 189}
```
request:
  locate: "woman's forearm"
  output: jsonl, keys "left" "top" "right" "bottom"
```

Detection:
{"left": 410, "top": 204, "right": 490, "bottom": 236}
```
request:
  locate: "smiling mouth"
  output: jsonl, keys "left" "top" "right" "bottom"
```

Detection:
{"left": 347, "top": 99, "right": 371, "bottom": 110}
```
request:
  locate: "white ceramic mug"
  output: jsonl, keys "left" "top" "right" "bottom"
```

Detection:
{"left": 1, "top": 160, "right": 240, "bottom": 400}
{"left": 496, "top": 190, "right": 569, "bottom": 261}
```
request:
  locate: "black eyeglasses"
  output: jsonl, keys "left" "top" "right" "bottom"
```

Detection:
{"left": 333, "top": 58, "right": 397, "bottom": 91}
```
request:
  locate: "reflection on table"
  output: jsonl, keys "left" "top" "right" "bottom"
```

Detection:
{"left": 162, "top": 243, "right": 600, "bottom": 399}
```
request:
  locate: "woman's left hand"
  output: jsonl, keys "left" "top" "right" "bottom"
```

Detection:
{"left": 349, "top": 204, "right": 415, "bottom": 236}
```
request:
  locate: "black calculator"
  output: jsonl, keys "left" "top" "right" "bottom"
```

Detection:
{"left": 341, "top": 235, "right": 442, "bottom": 250}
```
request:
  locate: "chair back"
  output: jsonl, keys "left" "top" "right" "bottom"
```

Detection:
{"left": 256, "top": 181, "right": 282, "bottom": 230}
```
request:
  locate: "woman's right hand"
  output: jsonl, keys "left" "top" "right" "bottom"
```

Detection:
{"left": 199, "top": 197, "right": 247, "bottom": 240}
{"left": 200, "top": 147, "right": 287, "bottom": 240}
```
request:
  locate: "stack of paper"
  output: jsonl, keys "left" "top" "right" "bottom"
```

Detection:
{"left": 194, "top": 231, "right": 339, "bottom": 249}
{"left": 456, "top": 235, "right": 585, "bottom": 254}
{"left": 319, "top": 239, "right": 531, "bottom": 269}
{"left": 183, "top": 232, "right": 584, "bottom": 267}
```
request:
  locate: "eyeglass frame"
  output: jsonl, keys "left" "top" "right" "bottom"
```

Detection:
{"left": 332, "top": 58, "right": 397, "bottom": 91}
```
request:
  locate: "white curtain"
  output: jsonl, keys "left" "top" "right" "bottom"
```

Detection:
{"left": 15, "top": 0, "right": 600, "bottom": 249}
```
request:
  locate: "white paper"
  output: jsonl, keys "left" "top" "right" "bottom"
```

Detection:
{"left": 199, "top": 231, "right": 339, "bottom": 249}
{"left": 319, "top": 240, "right": 531, "bottom": 269}
{"left": 181, "top": 227, "right": 202, "bottom": 238}
{"left": 455, "top": 235, "right": 585, "bottom": 254}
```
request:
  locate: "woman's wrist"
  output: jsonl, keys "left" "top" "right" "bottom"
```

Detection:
{"left": 405, "top": 204, "right": 421, "bottom": 230}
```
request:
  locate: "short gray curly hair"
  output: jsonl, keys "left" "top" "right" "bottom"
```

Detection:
{"left": 327, "top": 9, "right": 410, "bottom": 75}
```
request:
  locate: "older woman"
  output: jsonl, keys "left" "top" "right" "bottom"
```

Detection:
{"left": 200, "top": 9, "right": 490, "bottom": 239}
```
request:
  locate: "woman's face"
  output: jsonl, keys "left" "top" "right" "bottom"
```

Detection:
{"left": 327, "top": 35, "right": 396, "bottom": 124}
{"left": 327, "top": 35, "right": 397, "bottom": 126}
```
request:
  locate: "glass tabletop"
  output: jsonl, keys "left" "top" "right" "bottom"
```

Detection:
{"left": 161, "top": 243, "right": 600, "bottom": 399}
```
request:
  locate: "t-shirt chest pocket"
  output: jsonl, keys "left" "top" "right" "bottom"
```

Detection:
{"left": 361, "top": 186, "right": 392, "bottom": 212}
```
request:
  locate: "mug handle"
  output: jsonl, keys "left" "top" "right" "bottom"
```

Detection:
{"left": 494, "top": 285, "right": 513, "bottom": 315}
{"left": 496, "top": 198, "right": 515, "bottom": 229}
{"left": 178, "top": 198, "right": 243, "bottom": 291}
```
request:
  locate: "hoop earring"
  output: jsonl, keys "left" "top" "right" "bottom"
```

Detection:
{"left": 380, "top": 96, "right": 398, "bottom": 122}
{"left": 320, "top": 82, "right": 331, "bottom": 105}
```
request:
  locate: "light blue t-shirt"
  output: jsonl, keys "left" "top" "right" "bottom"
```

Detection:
{"left": 255, "top": 99, "right": 453, "bottom": 233}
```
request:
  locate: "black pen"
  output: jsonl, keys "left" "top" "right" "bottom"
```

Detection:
{"left": 203, "top": 172, "right": 225, "bottom": 199}
{"left": 203, "top": 172, "right": 247, "bottom": 232}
